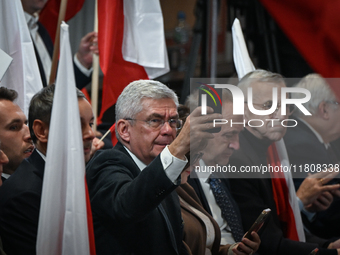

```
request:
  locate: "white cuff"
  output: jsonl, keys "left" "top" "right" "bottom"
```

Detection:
{"left": 160, "top": 145, "right": 187, "bottom": 184}
{"left": 297, "top": 196, "right": 316, "bottom": 221}
{"left": 74, "top": 54, "right": 92, "bottom": 77}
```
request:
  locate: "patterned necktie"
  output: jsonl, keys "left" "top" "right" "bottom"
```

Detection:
{"left": 209, "top": 178, "right": 244, "bottom": 242}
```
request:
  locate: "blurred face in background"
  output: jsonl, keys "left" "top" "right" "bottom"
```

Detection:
{"left": 78, "top": 98, "right": 96, "bottom": 163}
{"left": 21, "top": 0, "right": 48, "bottom": 15}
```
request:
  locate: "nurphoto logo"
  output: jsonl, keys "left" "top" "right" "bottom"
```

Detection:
{"left": 199, "top": 83, "right": 311, "bottom": 116}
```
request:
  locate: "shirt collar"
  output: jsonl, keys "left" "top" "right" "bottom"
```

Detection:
{"left": 36, "top": 148, "right": 46, "bottom": 161}
{"left": 123, "top": 146, "right": 146, "bottom": 171}
{"left": 24, "top": 11, "right": 39, "bottom": 30}
{"left": 1, "top": 173, "right": 10, "bottom": 179}
{"left": 298, "top": 117, "right": 329, "bottom": 148}
{"left": 196, "top": 159, "right": 211, "bottom": 183}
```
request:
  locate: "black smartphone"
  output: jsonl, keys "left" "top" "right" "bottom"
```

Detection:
{"left": 244, "top": 208, "right": 271, "bottom": 239}
{"left": 198, "top": 84, "right": 222, "bottom": 133}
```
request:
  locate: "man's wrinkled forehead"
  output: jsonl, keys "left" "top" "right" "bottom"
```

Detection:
{"left": 139, "top": 97, "right": 178, "bottom": 116}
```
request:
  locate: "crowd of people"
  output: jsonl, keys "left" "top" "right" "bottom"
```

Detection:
{"left": 1, "top": 1, "right": 340, "bottom": 255}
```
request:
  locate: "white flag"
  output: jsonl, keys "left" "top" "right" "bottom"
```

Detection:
{"left": 0, "top": 0, "right": 42, "bottom": 116}
{"left": 0, "top": 49, "right": 12, "bottom": 81}
{"left": 36, "top": 22, "right": 90, "bottom": 255}
{"left": 122, "top": 0, "right": 169, "bottom": 79}
{"left": 232, "top": 18, "right": 255, "bottom": 80}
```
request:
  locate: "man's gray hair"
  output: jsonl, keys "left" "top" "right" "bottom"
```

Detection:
{"left": 115, "top": 80, "right": 178, "bottom": 122}
{"left": 237, "top": 69, "right": 285, "bottom": 96}
{"left": 292, "top": 73, "right": 337, "bottom": 118}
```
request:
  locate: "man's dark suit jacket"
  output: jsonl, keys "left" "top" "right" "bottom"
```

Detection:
{"left": 86, "top": 142, "right": 186, "bottom": 255}
{"left": 284, "top": 119, "right": 340, "bottom": 239}
{"left": 35, "top": 21, "right": 90, "bottom": 89}
{"left": 228, "top": 130, "right": 336, "bottom": 255}
{"left": 0, "top": 150, "right": 45, "bottom": 255}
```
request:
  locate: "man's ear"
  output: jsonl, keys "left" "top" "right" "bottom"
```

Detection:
{"left": 32, "top": 119, "right": 49, "bottom": 143}
{"left": 116, "top": 119, "right": 131, "bottom": 143}
{"left": 318, "top": 101, "right": 329, "bottom": 120}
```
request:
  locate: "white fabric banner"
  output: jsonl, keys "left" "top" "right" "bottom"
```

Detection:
{"left": 232, "top": 18, "right": 255, "bottom": 80}
{"left": 122, "top": 0, "right": 169, "bottom": 79}
{"left": 0, "top": 0, "right": 42, "bottom": 116}
{"left": 36, "top": 22, "right": 90, "bottom": 255}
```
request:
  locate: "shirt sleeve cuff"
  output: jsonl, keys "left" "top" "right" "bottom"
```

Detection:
{"left": 160, "top": 145, "right": 188, "bottom": 184}
{"left": 74, "top": 54, "right": 92, "bottom": 77}
{"left": 297, "top": 196, "right": 316, "bottom": 221}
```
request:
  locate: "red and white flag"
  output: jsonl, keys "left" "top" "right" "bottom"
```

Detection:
{"left": 232, "top": 18, "right": 305, "bottom": 241}
{"left": 97, "top": 0, "right": 169, "bottom": 124}
{"left": 0, "top": 0, "right": 42, "bottom": 116}
{"left": 36, "top": 22, "right": 95, "bottom": 255}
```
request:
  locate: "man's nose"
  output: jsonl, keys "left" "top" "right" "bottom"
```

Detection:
{"left": 83, "top": 125, "right": 95, "bottom": 141}
{"left": 0, "top": 150, "right": 9, "bottom": 165}
{"left": 23, "top": 124, "right": 32, "bottom": 142}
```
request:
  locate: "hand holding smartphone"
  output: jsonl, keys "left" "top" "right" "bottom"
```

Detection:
{"left": 244, "top": 208, "right": 271, "bottom": 240}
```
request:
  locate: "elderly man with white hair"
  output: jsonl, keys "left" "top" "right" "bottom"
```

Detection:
{"left": 86, "top": 80, "right": 220, "bottom": 255}
{"left": 284, "top": 73, "right": 340, "bottom": 239}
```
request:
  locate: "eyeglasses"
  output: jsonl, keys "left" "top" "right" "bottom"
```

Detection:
{"left": 125, "top": 118, "right": 183, "bottom": 130}
{"left": 246, "top": 101, "right": 295, "bottom": 115}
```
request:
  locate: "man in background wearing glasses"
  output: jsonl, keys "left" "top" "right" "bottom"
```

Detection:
{"left": 86, "top": 80, "right": 220, "bottom": 255}
{"left": 284, "top": 73, "right": 340, "bottom": 240}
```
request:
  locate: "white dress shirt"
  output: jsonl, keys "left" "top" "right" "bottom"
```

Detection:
{"left": 124, "top": 145, "right": 187, "bottom": 183}
{"left": 24, "top": 12, "right": 92, "bottom": 83}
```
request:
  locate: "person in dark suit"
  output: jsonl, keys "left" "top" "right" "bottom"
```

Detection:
{"left": 85, "top": 80, "right": 220, "bottom": 255}
{"left": 228, "top": 70, "right": 340, "bottom": 255}
{"left": 21, "top": 0, "right": 98, "bottom": 88}
{"left": 0, "top": 87, "right": 34, "bottom": 181}
{"left": 284, "top": 73, "right": 340, "bottom": 239}
{"left": 0, "top": 84, "right": 98, "bottom": 254}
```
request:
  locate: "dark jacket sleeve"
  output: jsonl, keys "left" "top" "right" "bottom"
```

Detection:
{"left": 86, "top": 147, "right": 178, "bottom": 227}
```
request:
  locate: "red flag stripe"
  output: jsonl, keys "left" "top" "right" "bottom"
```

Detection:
{"left": 97, "top": 0, "right": 148, "bottom": 125}
{"left": 39, "top": 0, "right": 85, "bottom": 42}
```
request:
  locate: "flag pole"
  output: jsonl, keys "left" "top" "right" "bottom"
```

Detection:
{"left": 91, "top": 0, "right": 99, "bottom": 132}
{"left": 49, "top": 0, "right": 68, "bottom": 85}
